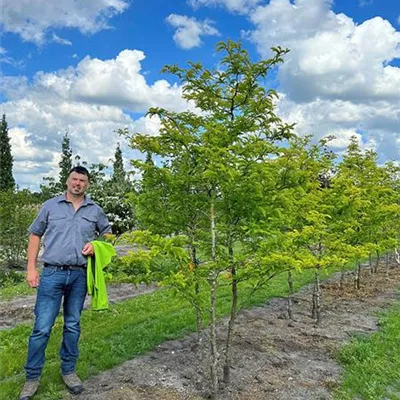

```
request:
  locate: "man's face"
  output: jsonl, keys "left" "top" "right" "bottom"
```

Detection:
{"left": 66, "top": 172, "right": 89, "bottom": 196}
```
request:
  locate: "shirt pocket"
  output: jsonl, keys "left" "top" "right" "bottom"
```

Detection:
{"left": 80, "top": 215, "right": 97, "bottom": 237}
{"left": 48, "top": 214, "right": 67, "bottom": 231}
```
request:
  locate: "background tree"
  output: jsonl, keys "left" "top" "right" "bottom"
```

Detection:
{"left": 58, "top": 131, "right": 73, "bottom": 190}
{"left": 88, "top": 143, "right": 135, "bottom": 235}
{"left": 0, "top": 190, "right": 39, "bottom": 269}
{"left": 0, "top": 114, "right": 15, "bottom": 191}
{"left": 111, "top": 142, "right": 126, "bottom": 182}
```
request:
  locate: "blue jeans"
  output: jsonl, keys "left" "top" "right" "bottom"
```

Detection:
{"left": 25, "top": 267, "right": 87, "bottom": 380}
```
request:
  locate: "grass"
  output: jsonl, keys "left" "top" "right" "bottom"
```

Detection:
{"left": 335, "top": 301, "right": 400, "bottom": 400}
{"left": 0, "top": 281, "right": 35, "bottom": 300}
{"left": 0, "top": 266, "right": 344, "bottom": 400}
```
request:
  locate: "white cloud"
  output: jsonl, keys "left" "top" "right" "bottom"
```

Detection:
{"left": 188, "top": 0, "right": 261, "bottom": 14}
{"left": 1, "top": 0, "right": 129, "bottom": 45}
{"left": 51, "top": 34, "right": 72, "bottom": 46}
{"left": 166, "top": 14, "right": 220, "bottom": 49}
{"left": 0, "top": 47, "right": 25, "bottom": 69}
{"left": 276, "top": 95, "right": 400, "bottom": 161}
{"left": 248, "top": 0, "right": 400, "bottom": 102}
{"left": 133, "top": 114, "right": 162, "bottom": 137}
{"left": 243, "top": 0, "right": 400, "bottom": 162}
{"left": 2, "top": 49, "right": 192, "bottom": 188}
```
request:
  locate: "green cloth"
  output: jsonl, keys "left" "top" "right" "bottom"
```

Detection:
{"left": 87, "top": 241, "right": 117, "bottom": 310}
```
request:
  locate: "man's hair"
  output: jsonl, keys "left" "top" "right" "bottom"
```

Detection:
{"left": 68, "top": 166, "right": 90, "bottom": 181}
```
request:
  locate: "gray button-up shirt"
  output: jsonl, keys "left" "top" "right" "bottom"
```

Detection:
{"left": 28, "top": 194, "right": 111, "bottom": 266}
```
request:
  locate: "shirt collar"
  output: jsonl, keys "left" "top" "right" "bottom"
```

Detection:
{"left": 58, "top": 193, "right": 94, "bottom": 206}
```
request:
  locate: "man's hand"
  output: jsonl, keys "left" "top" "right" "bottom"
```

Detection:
{"left": 82, "top": 243, "right": 94, "bottom": 256}
{"left": 26, "top": 268, "right": 39, "bottom": 288}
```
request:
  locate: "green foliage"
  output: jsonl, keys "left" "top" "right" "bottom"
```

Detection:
{"left": 0, "top": 269, "right": 25, "bottom": 287}
{"left": 0, "top": 114, "right": 15, "bottom": 191}
{"left": 0, "top": 190, "right": 40, "bottom": 269}
{"left": 127, "top": 39, "right": 295, "bottom": 280}
{"left": 111, "top": 143, "right": 126, "bottom": 182}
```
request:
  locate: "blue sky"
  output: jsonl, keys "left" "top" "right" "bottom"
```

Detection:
{"left": 1, "top": 0, "right": 399, "bottom": 188}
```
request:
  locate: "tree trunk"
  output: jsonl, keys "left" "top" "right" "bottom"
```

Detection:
{"left": 374, "top": 250, "right": 380, "bottom": 274}
{"left": 209, "top": 197, "right": 219, "bottom": 400}
{"left": 190, "top": 243, "right": 202, "bottom": 344}
{"left": 287, "top": 269, "right": 294, "bottom": 320}
{"left": 369, "top": 252, "right": 373, "bottom": 274}
{"left": 312, "top": 266, "right": 322, "bottom": 324}
{"left": 223, "top": 245, "right": 237, "bottom": 385}
{"left": 386, "top": 253, "right": 389, "bottom": 280}
{"left": 354, "top": 262, "right": 361, "bottom": 290}
{"left": 210, "top": 272, "right": 219, "bottom": 400}
{"left": 339, "top": 268, "right": 345, "bottom": 290}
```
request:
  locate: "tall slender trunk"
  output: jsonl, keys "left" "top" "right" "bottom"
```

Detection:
{"left": 339, "top": 268, "right": 345, "bottom": 290}
{"left": 190, "top": 243, "right": 202, "bottom": 343}
{"left": 354, "top": 262, "right": 361, "bottom": 290}
{"left": 209, "top": 196, "right": 219, "bottom": 400}
{"left": 287, "top": 269, "right": 294, "bottom": 320}
{"left": 312, "top": 265, "right": 321, "bottom": 324}
{"left": 385, "top": 253, "right": 389, "bottom": 280}
{"left": 374, "top": 250, "right": 380, "bottom": 274}
{"left": 223, "top": 245, "right": 237, "bottom": 385}
{"left": 369, "top": 252, "right": 373, "bottom": 274}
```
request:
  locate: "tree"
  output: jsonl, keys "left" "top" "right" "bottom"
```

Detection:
{"left": 88, "top": 144, "right": 135, "bottom": 235}
{"left": 0, "top": 190, "right": 39, "bottom": 268}
{"left": 0, "top": 114, "right": 15, "bottom": 191}
{"left": 112, "top": 142, "right": 126, "bottom": 182}
{"left": 58, "top": 131, "right": 73, "bottom": 190}
{"left": 121, "top": 39, "right": 294, "bottom": 397}
{"left": 40, "top": 132, "right": 74, "bottom": 199}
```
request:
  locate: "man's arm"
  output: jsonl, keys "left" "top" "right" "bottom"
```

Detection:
{"left": 26, "top": 233, "right": 41, "bottom": 288}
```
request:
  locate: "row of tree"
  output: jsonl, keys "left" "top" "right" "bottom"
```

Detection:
{"left": 113, "top": 40, "right": 400, "bottom": 398}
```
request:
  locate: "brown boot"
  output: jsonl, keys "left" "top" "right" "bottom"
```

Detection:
{"left": 62, "top": 372, "right": 84, "bottom": 395}
{"left": 19, "top": 379, "right": 39, "bottom": 400}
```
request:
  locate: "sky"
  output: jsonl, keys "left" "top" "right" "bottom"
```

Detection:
{"left": 1, "top": 0, "right": 399, "bottom": 189}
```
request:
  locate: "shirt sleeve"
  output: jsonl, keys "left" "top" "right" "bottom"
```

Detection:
{"left": 96, "top": 207, "right": 112, "bottom": 236}
{"left": 28, "top": 205, "right": 48, "bottom": 236}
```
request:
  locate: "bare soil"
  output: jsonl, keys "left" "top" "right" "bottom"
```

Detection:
{"left": 0, "top": 283, "right": 157, "bottom": 329}
{"left": 65, "top": 263, "right": 400, "bottom": 400}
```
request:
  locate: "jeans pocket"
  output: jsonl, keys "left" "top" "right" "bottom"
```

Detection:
{"left": 41, "top": 267, "right": 57, "bottom": 277}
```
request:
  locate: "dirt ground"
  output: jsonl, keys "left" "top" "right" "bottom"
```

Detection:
{"left": 0, "top": 283, "right": 157, "bottom": 329}
{"left": 65, "top": 263, "right": 400, "bottom": 400}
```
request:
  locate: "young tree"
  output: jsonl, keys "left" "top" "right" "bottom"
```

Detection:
{"left": 0, "top": 114, "right": 15, "bottom": 191}
{"left": 122, "top": 40, "right": 294, "bottom": 397}
{"left": 58, "top": 131, "right": 73, "bottom": 190}
{"left": 112, "top": 142, "right": 126, "bottom": 182}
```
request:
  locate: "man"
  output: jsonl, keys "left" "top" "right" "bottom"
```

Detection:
{"left": 20, "top": 166, "right": 111, "bottom": 400}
